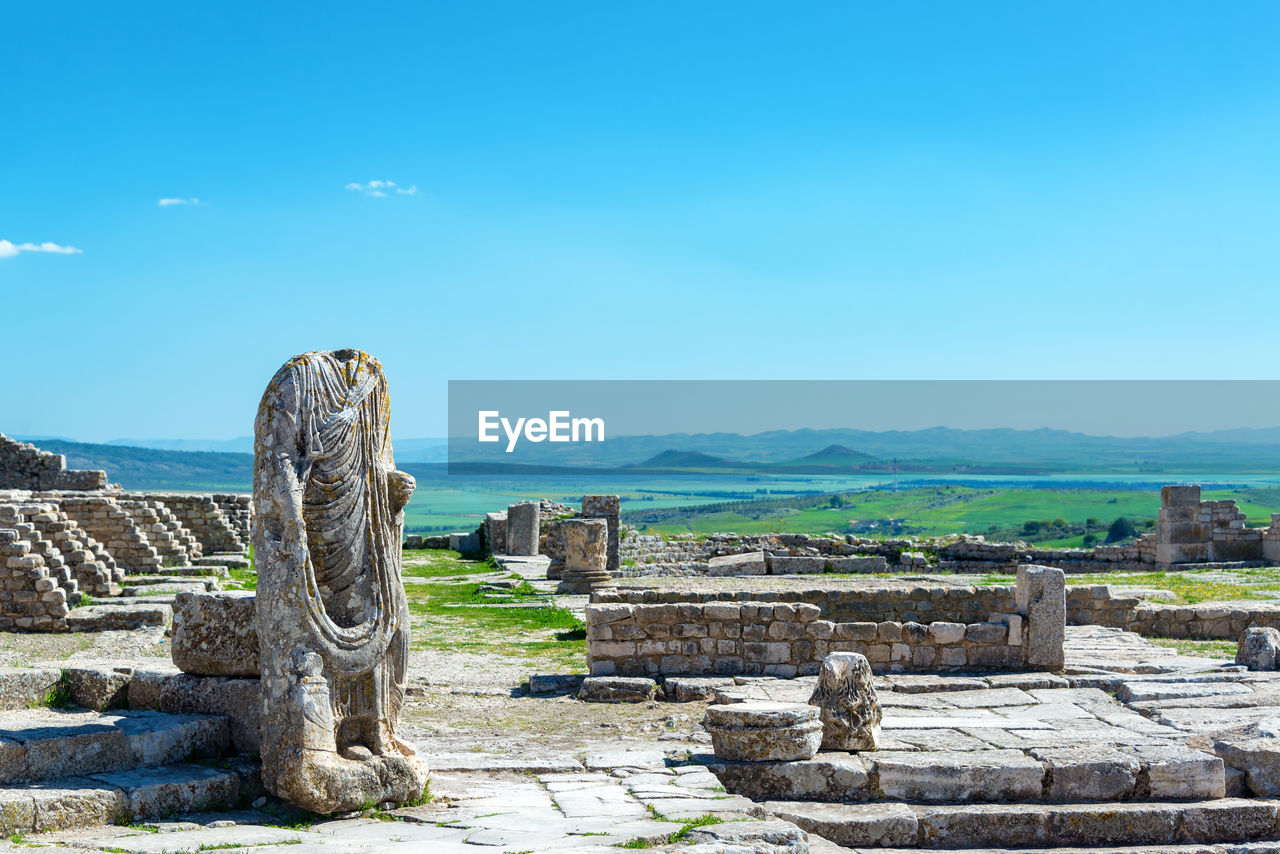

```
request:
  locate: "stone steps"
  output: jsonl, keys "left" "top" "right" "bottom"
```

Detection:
{"left": 0, "top": 706, "right": 249, "bottom": 833}
{"left": 0, "top": 762, "right": 243, "bottom": 834}
{"left": 66, "top": 603, "right": 172, "bottom": 631}
{"left": 769, "top": 797, "right": 1280, "bottom": 849}
{"left": 122, "top": 575, "right": 220, "bottom": 591}
{"left": 707, "top": 742, "right": 1227, "bottom": 805}
{"left": 120, "top": 580, "right": 216, "bottom": 597}
{"left": 0, "top": 708, "right": 230, "bottom": 783}
{"left": 195, "top": 554, "right": 250, "bottom": 570}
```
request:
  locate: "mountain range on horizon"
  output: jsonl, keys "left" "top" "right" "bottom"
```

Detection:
{"left": 15, "top": 424, "right": 1280, "bottom": 491}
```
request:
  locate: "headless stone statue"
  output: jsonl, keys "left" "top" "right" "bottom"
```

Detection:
{"left": 253, "top": 349, "right": 427, "bottom": 813}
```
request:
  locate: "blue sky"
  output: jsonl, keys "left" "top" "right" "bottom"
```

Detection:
{"left": 4, "top": 2, "right": 1279, "bottom": 442}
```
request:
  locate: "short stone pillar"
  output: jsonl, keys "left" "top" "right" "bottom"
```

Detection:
{"left": 506, "top": 501, "right": 540, "bottom": 556}
{"left": 1156, "top": 484, "right": 1208, "bottom": 566}
{"left": 581, "top": 495, "right": 620, "bottom": 574}
{"left": 556, "top": 518, "right": 614, "bottom": 594}
{"left": 1238, "top": 627, "right": 1280, "bottom": 671}
{"left": 483, "top": 511, "right": 507, "bottom": 555}
{"left": 1016, "top": 564, "right": 1066, "bottom": 672}
{"left": 705, "top": 702, "right": 823, "bottom": 762}
{"left": 808, "top": 652, "right": 881, "bottom": 751}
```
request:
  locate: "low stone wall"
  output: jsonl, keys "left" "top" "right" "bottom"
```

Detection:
{"left": 585, "top": 600, "right": 1023, "bottom": 677}
{"left": 1067, "top": 585, "right": 1280, "bottom": 640}
{"left": 404, "top": 534, "right": 451, "bottom": 549}
{"left": 594, "top": 583, "right": 1018, "bottom": 625}
{"left": 618, "top": 531, "right": 1155, "bottom": 578}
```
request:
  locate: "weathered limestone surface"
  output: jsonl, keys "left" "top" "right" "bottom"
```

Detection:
{"left": 581, "top": 494, "right": 620, "bottom": 573}
{"left": 171, "top": 591, "right": 260, "bottom": 677}
{"left": 577, "top": 676, "right": 655, "bottom": 703}
{"left": 703, "top": 752, "right": 870, "bottom": 802}
{"left": 708, "top": 552, "right": 767, "bottom": 576}
{"left": 1238, "top": 626, "right": 1280, "bottom": 671}
{"left": 705, "top": 702, "right": 823, "bottom": 762}
{"left": 507, "top": 501, "right": 540, "bottom": 556}
{"left": 557, "top": 518, "right": 615, "bottom": 594}
{"left": 808, "top": 652, "right": 881, "bottom": 751}
{"left": 253, "top": 349, "right": 426, "bottom": 813}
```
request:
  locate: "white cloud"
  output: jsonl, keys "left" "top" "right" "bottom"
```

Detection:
{"left": 346, "top": 180, "right": 418, "bottom": 198}
{"left": 0, "top": 240, "right": 83, "bottom": 259}
{"left": 158, "top": 198, "right": 202, "bottom": 207}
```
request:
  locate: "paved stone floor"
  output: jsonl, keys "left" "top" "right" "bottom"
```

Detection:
{"left": 3, "top": 608, "right": 1276, "bottom": 852}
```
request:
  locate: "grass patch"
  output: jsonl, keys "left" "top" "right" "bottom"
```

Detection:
{"left": 403, "top": 550, "right": 586, "bottom": 669}
{"left": 978, "top": 566, "right": 1280, "bottom": 604}
{"left": 401, "top": 549, "right": 498, "bottom": 579}
{"left": 1150, "top": 637, "right": 1239, "bottom": 658}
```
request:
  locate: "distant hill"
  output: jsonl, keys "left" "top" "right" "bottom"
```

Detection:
{"left": 627, "top": 449, "right": 739, "bottom": 469}
{"left": 35, "top": 440, "right": 251, "bottom": 491}
{"left": 107, "top": 437, "right": 254, "bottom": 453}
{"left": 99, "top": 435, "right": 448, "bottom": 462}
{"left": 792, "top": 444, "right": 875, "bottom": 464}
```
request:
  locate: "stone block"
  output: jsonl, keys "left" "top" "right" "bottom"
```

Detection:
{"left": 1131, "top": 744, "right": 1225, "bottom": 799}
{"left": 1237, "top": 626, "right": 1280, "bottom": 671}
{"left": 1163, "top": 484, "right": 1202, "bottom": 507}
{"left": 155, "top": 674, "right": 261, "bottom": 754}
{"left": 0, "top": 667, "right": 62, "bottom": 711}
{"left": 63, "top": 666, "right": 131, "bottom": 712}
{"left": 705, "top": 702, "right": 823, "bottom": 762}
{"left": 506, "top": 502, "right": 540, "bottom": 556}
{"left": 701, "top": 752, "right": 869, "bottom": 802}
{"left": 872, "top": 749, "right": 1043, "bottom": 803}
{"left": 170, "top": 591, "right": 260, "bottom": 677}
{"left": 765, "top": 801, "right": 917, "bottom": 848}
{"left": 578, "top": 676, "right": 656, "bottom": 703}
{"left": 1214, "top": 737, "right": 1280, "bottom": 796}
{"left": 1031, "top": 747, "right": 1137, "bottom": 800}
{"left": 767, "top": 555, "right": 826, "bottom": 575}
{"left": 707, "top": 552, "right": 767, "bottom": 576}
{"left": 916, "top": 803, "right": 1052, "bottom": 849}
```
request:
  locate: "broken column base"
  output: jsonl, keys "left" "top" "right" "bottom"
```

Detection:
{"left": 556, "top": 570, "right": 615, "bottom": 594}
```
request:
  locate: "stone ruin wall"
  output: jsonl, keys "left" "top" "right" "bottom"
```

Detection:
{"left": 135, "top": 493, "right": 245, "bottom": 554}
{"left": 585, "top": 569, "right": 1068, "bottom": 678}
{"left": 0, "top": 485, "right": 253, "bottom": 632}
{"left": 586, "top": 598, "right": 1024, "bottom": 677}
{"left": 618, "top": 530, "right": 1153, "bottom": 578}
{"left": 1158, "top": 484, "right": 1277, "bottom": 565}
{"left": 0, "top": 434, "right": 110, "bottom": 491}
{"left": 594, "top": 583, "right": 1018, "bottom": 625}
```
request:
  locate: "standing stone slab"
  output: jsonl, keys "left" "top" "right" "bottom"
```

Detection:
{"left": 506, "top": 501, "right": 540, "bottom": 556}
{"left": 171, "top": 591, "right": 260, "bottom": 677}
{"left": 253, "top": 349, "right": 427, "bottom": 814}
{"left": 808, "top": 653, "right": 881, "bottom": 751}
{"left": 1016, "top": 564, "right": 1065, "bottom": 672}
{"left": 581, "top": 495, "right": 620, "bottom": 573}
